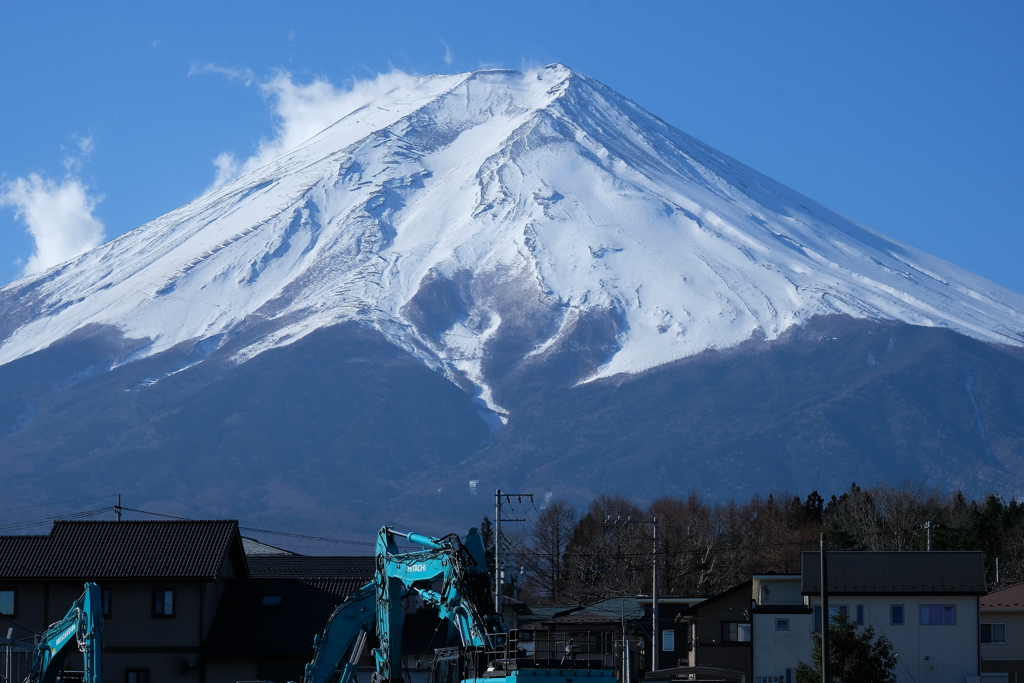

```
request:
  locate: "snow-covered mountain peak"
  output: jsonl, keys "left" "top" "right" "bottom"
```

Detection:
{"left": 2, "top": 65, "right": 1024, "bottom": 416}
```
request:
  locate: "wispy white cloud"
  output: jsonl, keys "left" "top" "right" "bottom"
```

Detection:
{"left": 1, "top": 174, "right": 105, "bottom": 276}
{"left": 62, "top": 135, "right": 95, "bottom": 175}
{"left": 1, "top": 137, "right": 105, "bottom": 277}
{"left": 205, "top": 69, "right": 421, "bottom": 190}
{"left": 188, "top": 62, "right": 256, "bottom": 85}
{"left": 441, "top": 40, "right": 454, "bottom": 68}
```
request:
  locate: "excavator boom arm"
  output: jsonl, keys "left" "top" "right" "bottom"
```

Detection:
{"left": 301, "top": 581, "right": 375, "bottom": 683}
{"left": 28, "top": 583, "right": 103, "bottom": 683}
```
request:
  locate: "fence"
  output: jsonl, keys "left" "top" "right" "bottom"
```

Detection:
{"left": 0, "top": 635, "right": 34, "bottom": 683}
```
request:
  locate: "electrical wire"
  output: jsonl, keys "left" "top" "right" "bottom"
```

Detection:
{"left": 116, "top": 505, "right": 374, "bottom": 546}
{"left": 0, "top": 494, "right": 118, "bottom": 513}
{"left": 0, "top": 506, "right": 116, "bottom": 533}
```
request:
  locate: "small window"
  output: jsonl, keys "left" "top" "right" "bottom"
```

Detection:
{"left": 981, "top": 623, "right": 1006, "bottom": 644}
{"left": 102, "top": 588, "right": 112, "bottom": 618}
{"left": 890, "top": 605, "right": 904, "bottom": 625}
{"left": 813, "top": 605, "right": 849, "bottom": 631}
{"left": 661, "top": 629, "right": 674, "bottom": 652}
{"left": 126, "top": 669, "right": 149, "bottom": 683}
{"left": 261, "top": 595, "right": 283, "bottom": 607}
{"left": 0, "top": 589, "right": 15, "bottom": 617}
{"left": 775, "top": 618, "right": 790, "bottom": 631}
{"left": 153, "top": 589, "right": 175, "bottom": 617}
{"left": 856, "top": 604, "right": 864, "bottom": 625}
{"left": 721, "top": 622, "right": 750, "bottom": 642}
{"left": 920, "top": 604, "right": 955, "bottom": 625}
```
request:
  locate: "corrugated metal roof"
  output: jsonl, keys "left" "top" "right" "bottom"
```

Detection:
{"left": 246, "top": 556, "right": 375, "bottom": 579}
{"left": 801, "top": 551, "right": 986, "bottom": 595}
{"left": 0, "top": 520, "right": 242, "bottom": 580}
{"left": 539, "top": 597, "right": 646, "bottom": 625}
{"left": 203, "top": 577, "right": 369, "bottom": 654}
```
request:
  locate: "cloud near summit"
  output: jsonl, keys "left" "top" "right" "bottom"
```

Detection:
{"left": 205, "top": 69, "right": 421, "bottom": 190}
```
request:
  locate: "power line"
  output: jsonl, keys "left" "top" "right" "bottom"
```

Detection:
{"left": 0, "top": 506, "right": 117, "bottom": 533}
{"left": 0, "top": 494, "right": 118, "bottom": 513}
{"left": 117, "top": 505, "right": 374, "bottom": 546}
{"left": 239, "top": 526, "right": 373, "bottom": 547}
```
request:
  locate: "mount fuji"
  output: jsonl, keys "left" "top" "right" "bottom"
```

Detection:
{"left": 4, "top": 64, "right": 1024, "bottom": 536}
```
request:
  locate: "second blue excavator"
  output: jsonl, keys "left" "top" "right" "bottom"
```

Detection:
{"left": 298, "top": 526, "right": 613, "bottom": 683}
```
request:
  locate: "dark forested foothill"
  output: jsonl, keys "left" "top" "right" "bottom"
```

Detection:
{"left": 514, "top": 483, "right": 1024, "bottom": 604}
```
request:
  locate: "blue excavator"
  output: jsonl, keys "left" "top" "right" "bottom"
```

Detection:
{"left": 27, "top": 582, "right": 103, "bottom": 683}
{"left": 299, "top": 526, "right": 612, "bottom": 683}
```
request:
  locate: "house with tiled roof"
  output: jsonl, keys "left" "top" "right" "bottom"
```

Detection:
{"left": 0, "top": 520, "right": 247, "bottom": 683}
{"left": 981, "top": 582, "right": 1024, "bottom": 679}
{"left": 0, "top": 521, "right": 375, "bottom": 683}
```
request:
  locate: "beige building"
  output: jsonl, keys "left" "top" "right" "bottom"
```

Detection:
{"left": 981, "top": 583, "right": 1024, "bottom": 680}
{"left": 0, "top": 520, "right": 247, "bottom": 683}
{"left": 0, "top": 520, "right": 372, "bottom": 683}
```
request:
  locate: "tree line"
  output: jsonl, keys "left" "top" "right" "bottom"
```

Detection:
{"left": 505, "top": 482, "right": 1024, "bottom": 605}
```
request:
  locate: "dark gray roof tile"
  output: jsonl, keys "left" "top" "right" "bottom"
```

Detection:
{"left": 247, "top": 556, "right": 375, "bottom": 579}
{"left": 801, "top": 551, "right": 986, "bottom": 595}
{"left": 0, "top": 520, "right": 243, "bottom": 580}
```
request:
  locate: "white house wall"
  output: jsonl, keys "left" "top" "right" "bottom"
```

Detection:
{"left": 752, "top": 612, "right": 812, "bottom": 682}
{"left": 806, "top": 595, "right": 979, "bottom": 683}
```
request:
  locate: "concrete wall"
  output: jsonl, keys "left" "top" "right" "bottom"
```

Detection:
{"left": 752, "top": 576, "right": 802, "bottom": 607}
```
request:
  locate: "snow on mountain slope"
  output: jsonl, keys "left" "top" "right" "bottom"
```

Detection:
{"left": 2, "top": 64, "right": 1024, "bottom": 416}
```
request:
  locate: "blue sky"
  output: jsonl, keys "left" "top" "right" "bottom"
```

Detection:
{"left": 2, "top": 1, "right": 1022, "bottom": 293}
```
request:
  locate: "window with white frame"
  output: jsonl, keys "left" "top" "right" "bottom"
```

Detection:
{"left": 981, "top": 623, "right": 1006, "bottom": 644}
{"left": 775, "top": 617, "right": 790, "bottom": 631}
{"left": 152, "top": 588, "right": 175, "bottom": 617}
{"left": 890, "top": 604, "right": 904, "bottom": 625}
{"left": 721, "top": 622, "right": 751, "bottom": 642}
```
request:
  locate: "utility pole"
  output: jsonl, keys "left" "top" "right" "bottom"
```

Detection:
{"left": 115, "top": 494, "right": 122, "bottom": 522}
{"left": 618, "top": 614, "right": 626, "bottom": 683}
{"left": 607, "top": 516, "right": 660, "bottom": 672}
{"left": 821, "top": 533, "right": 830, "bottom": 683}
{"left": 494, "top": 490, "right": 534, "bottom": 614}
{"left": 925, "top": 521, "right": 932, "bottom": 551}
{"left": 495, "top": 489, "right": 501, "bottom": 613}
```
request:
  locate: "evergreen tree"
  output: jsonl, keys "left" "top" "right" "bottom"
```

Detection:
{"left": 796, "top": 613, "right": 897, "bottom": 683}
{"left": 480, "top": 516, "right": 496, "bottom": 574}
